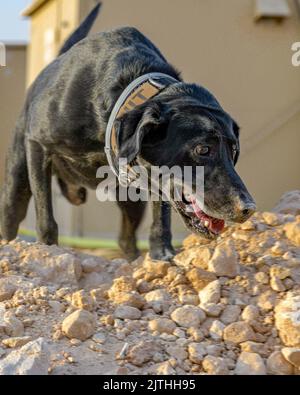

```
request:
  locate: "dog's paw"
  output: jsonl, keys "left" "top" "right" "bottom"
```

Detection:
{"left": 150, "top": 246, "right": 176, "bottom": 262}
{"left": 125, "top": 249, "right": 141, "bottom": 262}
{"left": 119, "top": 238, "right": 141, "bottom": 262}
{"left": 38, "top": 223, "right": 58, "bottom": 246}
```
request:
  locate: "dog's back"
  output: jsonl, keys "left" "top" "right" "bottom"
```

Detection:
{"left": 0, "top": 3, "right": 102, "bottom": 242}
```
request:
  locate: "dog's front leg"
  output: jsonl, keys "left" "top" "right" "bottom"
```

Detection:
{"left": 149, "top": 200, "right": 176, "bottom": 261}
{"left": 26, "top": 139, "right": 58, "bottom": 245}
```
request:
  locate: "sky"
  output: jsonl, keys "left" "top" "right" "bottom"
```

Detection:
{"left": 0, "top": 0, "right": 31, "bottom": 42}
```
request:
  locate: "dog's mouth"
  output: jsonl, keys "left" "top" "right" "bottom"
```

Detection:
{"left": 174, "top": 193, "right": 225, "bottom": 239}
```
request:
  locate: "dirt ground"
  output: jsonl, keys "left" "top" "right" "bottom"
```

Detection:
{"left": 0, "top": 191, "right": 300, "bottom": 375}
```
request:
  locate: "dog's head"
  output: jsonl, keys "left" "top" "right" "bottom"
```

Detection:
{"left": 117, "top": 83, "right": 256, "bottom": 239}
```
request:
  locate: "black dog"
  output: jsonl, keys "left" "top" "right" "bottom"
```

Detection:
{"left": 0, "top": 5, "right": 256, "bottom": 261}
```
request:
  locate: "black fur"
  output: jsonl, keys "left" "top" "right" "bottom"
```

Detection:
{"left": 0, "top": 13, "right": 256, "bottom": 261}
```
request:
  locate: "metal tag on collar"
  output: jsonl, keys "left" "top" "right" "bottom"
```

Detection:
{"left": 118, "top": 164, "right": 138, "bottom": 187}
{"left": 118, "top": 169, "right": 130, "bottom": 187}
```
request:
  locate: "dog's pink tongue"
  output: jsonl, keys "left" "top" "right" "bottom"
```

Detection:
{"left": 210, "top": 218, "right": 225, "bottom": 233}
{"left": 190, "top": 197, "right": 225, "bottom": 234}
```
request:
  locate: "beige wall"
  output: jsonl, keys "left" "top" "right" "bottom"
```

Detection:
{"left": 26, "top": 0, "right": 80, "bottom": 85}
{"left": 0, "top": 45, "right": 27, "bottom": 185}
{"left": 7, "top": 0, "right": 300, "bottom": 239}
{"left": 238, "top": 109, "right": 300, "bottom": 209}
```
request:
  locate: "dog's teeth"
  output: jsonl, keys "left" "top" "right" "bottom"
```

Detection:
{"left": 204, "top": 220, "right": 209, "bottom": 228}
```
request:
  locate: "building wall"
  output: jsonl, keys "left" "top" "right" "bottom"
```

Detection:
{"left": 16, "top": 0, "right": 300, "bottom": 239}
{"left": 0, "top": 45, "right": 27, "bottom": 185}
{"left": 238, "top": 109, "right": 300, "bottom": 209}
{"left": 26, "top": 0, "right": 80, "bottom": 85}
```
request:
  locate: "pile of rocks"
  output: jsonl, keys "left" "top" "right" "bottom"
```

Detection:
{"left": 0, "top": 190, "right": 300, "bottom": 375}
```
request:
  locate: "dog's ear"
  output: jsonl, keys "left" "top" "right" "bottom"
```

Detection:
{"left": 117, "top": 102, "right": 168, "bottom": 163}
{"left": 232, "top": 120, "right": 240, "bottom": 165}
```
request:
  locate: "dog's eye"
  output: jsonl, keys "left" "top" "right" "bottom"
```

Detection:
{"left": 194, "top": 145, "right": 210, "bottom": 156}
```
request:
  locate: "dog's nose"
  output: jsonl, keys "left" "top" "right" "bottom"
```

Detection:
{"left": 233, "top": 201, "right": 256, "bottom": 223}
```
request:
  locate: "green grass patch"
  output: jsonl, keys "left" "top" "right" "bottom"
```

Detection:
{"left": 19, "top": 228, "right": 182, "bottom": 250}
